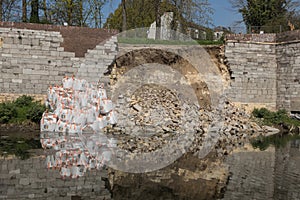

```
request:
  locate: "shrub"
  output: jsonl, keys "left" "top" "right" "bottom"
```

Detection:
{"left": 27, "top": 102, "right": 46, "bottom": 123}
{"left": 252, "top": 108, "right": 300, "bottom": 126}
{"left": 0, "top": 95, "right": 46, "bottom": 124}
{"left": 0, "top": 103, "right": 17, "bottom": 123}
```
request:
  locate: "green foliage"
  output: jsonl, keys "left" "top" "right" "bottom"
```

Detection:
{"left": 230, "top": 0, "right": 300, "bottom": 33}
{"left": 104, "top": 0, "right": 213, "bottom": 32}
{"left": 0, "top": 103, "right": 17, "bottom": 123}
{"left": 252, "top": 108, "right": 300, "bottom": 127}
{"left": 29, "top": 0, "right": 40, "bottom": 23}
{"left": 27, "top": 103, "right": 46, "bottom": 123}
{"left": 251, "top": 134, "right": 300, "bottom": 151}
{"left": 0, "top": 95, "right": 46, "bottom": 124}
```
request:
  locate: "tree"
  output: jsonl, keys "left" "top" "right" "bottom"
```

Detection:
{"left": 22, "top": 0, "right": 27, "bottom": 22}
{"left": 121, "top": 0, "right": 126, "bottom": 31}
{"left": 230, "top": 0, "right": 300, "bottom": 33}
{"left": 30, "top": 0, "right": 40, "bottom": 23}
{"left": 1, "top": 0, "right": 20, "bottom": 21}
{"left": 104, "top": 0, "right": 213, "bottom": 33}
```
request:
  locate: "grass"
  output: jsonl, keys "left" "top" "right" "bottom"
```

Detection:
{"left": 118, "top": 37, "right": 223, "bottom": 46}
{"left": 0, "top": 95, "right": 46, "bottom": 124}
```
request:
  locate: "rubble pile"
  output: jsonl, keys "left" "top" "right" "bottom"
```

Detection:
{"left": 106, "top": 84, "right": 276, "bottom": 158}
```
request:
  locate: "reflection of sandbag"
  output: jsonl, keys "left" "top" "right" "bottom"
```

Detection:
{"left": 107, "top": 138, "right": 117, "bottom": 148}
{"left": 86, "top": 108, "right": 96, "bottom": 124}
{"left": 41, "top": 113, "right": 57, "bottom": 132}
{"left": 55, "top": 120, "right": 68, "bottom": 132}
{"left": 100, "top": 99, "right": 113, "bottom": 114}
{"left": 46, "top": 155, "right": 55, "bottom": 169}
{"left": 78, "top": 152, "right": 88, "bottom": 166}
{"left": 106, "top": 110, "right": 118, "bottom": 125}
{"left": 68, "top": 124, "right": 82, "bottom": 134}
{"left": 60, "top": 166, "right": 71, "bottom": 177}
{"left": 91, "top": 116, "right": 107, "bottom": 132}
{"left": 97, "top": 147, "right": 112, "bottom": 166}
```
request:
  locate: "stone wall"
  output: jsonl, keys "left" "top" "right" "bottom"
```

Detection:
{"left": 276, "top": 42, "right": 300, "bottom": 111}
{"left": 225, "top": 33, "right": 300, "bottom": 112}
{"left": 0, "top": 156, "right": 111, "bottom": 200}
{"left": 0, "top": 24, "right": 117, "bottom": 100}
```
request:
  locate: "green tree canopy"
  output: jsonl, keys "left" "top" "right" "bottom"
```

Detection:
{"left": 230, "top": 0, "right": 300, "bottom": 33}
{"left": 104, "top": 0, "right": 213, "bottom": 32}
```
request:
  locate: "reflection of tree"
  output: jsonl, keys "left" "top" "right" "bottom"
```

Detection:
{"left": 251, "top": 134, "right": 300, "bottom": 151}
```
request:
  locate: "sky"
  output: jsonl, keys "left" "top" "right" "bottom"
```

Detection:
{"left": 102, "top": 0, "right": 245, "bottom": 30}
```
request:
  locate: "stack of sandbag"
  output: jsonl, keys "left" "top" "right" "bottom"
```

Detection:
{"left": 40, "top": 76, "right": 118, "bottom": 178}
{"left": 41, "top": 76, "right": 117, "bottom": 135}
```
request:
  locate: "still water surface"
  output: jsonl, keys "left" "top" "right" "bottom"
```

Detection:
{"left": 0, "top": 133, "right": 299, "bottom": 200}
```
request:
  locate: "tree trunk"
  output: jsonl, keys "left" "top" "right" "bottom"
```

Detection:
{"left": 79, "top": 0, "right": 83, "bottom": 26}
{"left": 22, "top": 0, "right": 27, "bottom": 22}
{"left": 42, "top": 0, "right": 48, "bottom": 22}
{"left": 0, "top": 0, "right": 2, "bottom": 22}
{"left": 30, "top": 0, "right": 39, "bottom": 23}
{"left": 121, "top": 0, "right": 127, "bottom": 32}
{"left": 67, "top": 0, "right": 73, "bottom": 25}
{"left": 155, "top": 0, "right": 161, "bottom": 40}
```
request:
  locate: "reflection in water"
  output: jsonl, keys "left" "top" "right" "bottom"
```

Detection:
{"left": 223, "top": 137, "right": 300, "bottom": 200}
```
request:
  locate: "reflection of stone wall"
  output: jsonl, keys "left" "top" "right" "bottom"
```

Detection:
{"left": 224, "top": 148, "right": 276, "bottom": 200}
{"left": 0, "top": 156, "right": 111, "bottom": 199}
{"left": 224, "top": 142, "right": 300, "bottom": 200}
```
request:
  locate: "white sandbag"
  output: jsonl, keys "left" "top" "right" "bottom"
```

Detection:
{"left": 58, "top": 109, "right": 73, "bottom": 122}
{"left": 55, "top": 120, "right": 69, "bottom": 133}
{"left": 86, "top": 108, "right": 97, "bottom": 124}
{"left": 98, "top": 88, "right": 107, "bottom": 99}
{"left": 73, "top": 78, "right": 87, "bottom": 91}
{"left": 71, "top": 110, "right": 87, "bottom": 126}
{"left": 62, "top": 76, "right": 74, "bottom": 89}
{"left": 41, "top": 116, "right": 57, "bottom": 132}
{"left": 79, "top": 93, "right": 89, "bottom": 108}
{"left": 100, "top": 99, "right": 114, "bottom": 114}
{"left": 68, "top": 124, "right": 82, "bottom": 134}
{"left": 106, "top": 110, "right": 118, "bottom": 125}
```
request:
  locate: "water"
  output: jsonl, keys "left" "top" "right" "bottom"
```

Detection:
{"left": 0, "top": 133, "right": 300, "bottom": 199}
{"left": 223, "top": 135, "right": 300, "bottom": 200}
